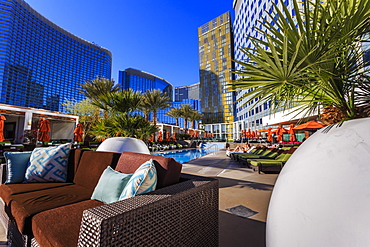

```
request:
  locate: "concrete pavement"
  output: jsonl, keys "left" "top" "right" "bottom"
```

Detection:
{"left": 182, "top": 150, "right": 278, "bottom": 247}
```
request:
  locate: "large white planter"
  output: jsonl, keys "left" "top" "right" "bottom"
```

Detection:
{"left": 266, "top": 117, "right": 370, "bottom": 247}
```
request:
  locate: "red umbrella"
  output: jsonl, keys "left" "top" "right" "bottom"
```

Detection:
{"left": 288, "top": 124, "right": 297, "bottom": 142}
{"left": 267, "top": 128, "right": 273, "bottom": 142}
{"left": 0, "top": 115, "right": 6, "bottom": 142}
{"left": 38, "top": 118, "right": 51, "bottom": 142}
{"left": 73, "top": 123, "right": 83, "bottom": 142}
{"left": 166, "top": 132, "right": 171, "bottom": 141}
{"left": 293, "top": 120, "right": 325, "bottom": 130}
{"left": 172, "top": 132, "right": 177, "bottom": 141}
{"left": 157, "top": 131, "right": 163, "bottom": 142}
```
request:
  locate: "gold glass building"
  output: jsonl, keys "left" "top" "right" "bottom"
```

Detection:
{"left": 198, "top": 12, "right": 235, "bottom": 128}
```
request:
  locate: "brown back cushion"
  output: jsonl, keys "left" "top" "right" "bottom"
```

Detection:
{"left": 116, "top": 152, "right": 182, "bottom": 189}
{"left": 73, "top": 151, "right": 121, "bottom": 190}
{"left": 66, "top": 149, "right": 91, "bottom": 182}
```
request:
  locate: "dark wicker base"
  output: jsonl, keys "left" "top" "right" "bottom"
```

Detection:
{"left": 1, "top": 176, "right": 219, "bottom": 247}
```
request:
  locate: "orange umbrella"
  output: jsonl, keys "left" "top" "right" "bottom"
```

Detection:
{"left": 246, "top": 129, "right": 252, "bottom": 138}
{"left": 172, "top": 132, "right": 177, "bottom": 141}
{"left": 267, "top": 128, "right": 273, "bottom": 142}
{"left": 166, "top": 132, "right": 171, "bottom": 141}
{"left": 38, "top": 118, "right": 51, "bottom": 142}
{"left": 251, "top": 131, "right": 256, "bottom": 137}
{"left": 148, "top": 135, "right": 155, "bottom": 142}
{"left": 257, "top": 129, "right": 269, "bottom": 132}
{"left": 73, "top": 123, "right": 83, "bottom": 142}
{"left": 0, "top": 115, "right": 6, "bottom": 142}
{"left": 288, "top": 124, "right": 297, "bottom": 142}
{"left": 157, "top": 131, "right": 163, "bottom": 142}
{"left": 276, "top": 125, "right": 288, "bottom": 142}
{"left": 293, "top": 120, "right": 325, "bottom": 131}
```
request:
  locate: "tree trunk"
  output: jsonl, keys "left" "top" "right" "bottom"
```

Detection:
{"left": 320, "top": 106, "right": 346, "bottom": 125}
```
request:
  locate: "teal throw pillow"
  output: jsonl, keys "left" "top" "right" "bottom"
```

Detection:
{"left": 4, "top": 151, "right": 32, "bottom": 184}
{"left": 91, "top": 166, "right": 132, "bottom": 204}
{"left": 24, "top": 143, "right": 72, "bottom": 182}
{"left": 119, "top": 159, "right": 157, "bottom": 200}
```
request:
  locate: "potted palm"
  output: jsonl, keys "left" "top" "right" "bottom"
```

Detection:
{"left": 232, "top": 0, "right": 370, "bottom": 246}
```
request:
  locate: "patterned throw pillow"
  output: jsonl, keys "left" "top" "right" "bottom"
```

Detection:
{"left": 24, "top": 143, "right": 72, "bottom": 182}
{"left": 119, "top": 159, "right": 157, "bottom": 200}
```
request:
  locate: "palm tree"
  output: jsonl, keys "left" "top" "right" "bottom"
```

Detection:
{"left": 95, "top": 89, "right": 143, "bottom": 114}
{"left": 231, "top": 0, "right": 370, "bottom": 125}
{"left": 166, "top": 107, "right": 182, "bottom": 126}
{"left": 78, "top": 76, "right": 121, "bottom": 100}
{"left": 140, "top": 89, "right": 171, "bottom": 126}
{"left": 78, "top": 76, "right": 121, "bottom": 118}
{"left": 188, "top": 110, "right": 204, "bottom": 129}
{"left": 179, "top": 104, "right": 194, "bottom": 133}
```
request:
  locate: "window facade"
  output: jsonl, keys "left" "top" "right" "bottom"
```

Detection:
{"left": 118, "top": 68, "right": 173, "bottom": 101}
{"left": 0, "top": 0, "right": 112, "bottom": 112}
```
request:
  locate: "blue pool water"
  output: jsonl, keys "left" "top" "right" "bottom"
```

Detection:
{"left": 153, "top": 148, "right": 217, "bottom": 164}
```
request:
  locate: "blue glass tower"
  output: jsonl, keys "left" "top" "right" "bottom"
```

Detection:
{"left": 0, "top": 0, "right": 112, "bottom": 112}
{"left": 118, "top": 68, "right": 173, "bottom": 101}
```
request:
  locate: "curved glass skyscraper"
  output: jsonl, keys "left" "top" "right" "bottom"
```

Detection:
{"left": 118, "top": 68, "right": 173, "bottom": 101}
{"left": 0, "top": 0, "right": 112, "bottom": 112}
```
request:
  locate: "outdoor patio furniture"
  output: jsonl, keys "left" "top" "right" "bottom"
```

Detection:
{"left": 0, "top": 148, "right": 219, "bottom": 246}
{"left": 248, "top": 148, "right": 297, "bottom": 174}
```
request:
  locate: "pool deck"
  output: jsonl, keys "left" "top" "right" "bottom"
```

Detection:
{"left": 182, "top": 149, "right": 278, "bottom": 247}
{"left": 0, "top": 149, "right": 278, "bottom": 247}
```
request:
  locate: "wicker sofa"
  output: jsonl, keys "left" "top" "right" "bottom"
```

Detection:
{"left": 0, "top": 149, "right": 219, "bottom": 247}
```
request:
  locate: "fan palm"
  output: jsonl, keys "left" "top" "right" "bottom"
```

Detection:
{"left": 166, "top": 107, "right": 182, "bottom": 126}
{"left": 231, "top": 0, "right": 370, "bottom": 125}
{"left": 140, "top": 89, "right": 171, "bottom": 125}
{"left": 78, "top": 76, "right": 121, "bottom": 118}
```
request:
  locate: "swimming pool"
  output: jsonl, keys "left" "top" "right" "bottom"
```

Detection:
{"left": 153, "top": 148, "right": 217, "bottom": 164}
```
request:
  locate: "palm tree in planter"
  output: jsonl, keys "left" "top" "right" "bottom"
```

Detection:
{"left": 140, "top": 89, "right": 171, "bottom": 126}
{"left": 179, "top": 104, "right": 194, "bottom": 133}
{"left": 231, "top": 0, "right": 370, "bottom": 246}
{"left": 231, "top": 0, "right": 370, "bottom": 125}
{"left": 165, "top": 107, "right": 182, "bottom": 126}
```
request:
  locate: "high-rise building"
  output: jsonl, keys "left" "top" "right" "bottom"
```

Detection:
{"left": 118, "top": 68, "right": 173, "bottom": 101}
{"left": 0, "top": 0, "right": 112, "bottom": 112}
{"left": 232, "top": 0, "right": 293, "bottom": 137}
{"left": 175, "top": 82, "right": 200, "bottom": 102}
{"left": 198, "top": 12, "right": 235, "bottom": 127}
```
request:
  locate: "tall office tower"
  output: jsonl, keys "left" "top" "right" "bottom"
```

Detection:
{"left": 175, "top": 82, "right": 200, "bottom": 101}
{"left": 0, "top": 0, "right": 112, "bottom": 112}
{"left": 233, "top": 0, "right": 293, "bottom": 133}
{"left": 198, "top": 11, "right": 235, "bottom": 129}
{"left": 118, "top": 68, "right": 173, "bottom": 101}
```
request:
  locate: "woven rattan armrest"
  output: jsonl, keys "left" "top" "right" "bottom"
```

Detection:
{"left": 78, "top": 177, "right": 219, "bottom": 247}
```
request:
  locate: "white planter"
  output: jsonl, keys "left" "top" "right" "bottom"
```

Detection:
{"left": 266, "top": 117, "right": 370, "bottom": 247}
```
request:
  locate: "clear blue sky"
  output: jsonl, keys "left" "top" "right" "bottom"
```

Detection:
{"left": 25, "top": 0, "right": 234, "bottom": 87}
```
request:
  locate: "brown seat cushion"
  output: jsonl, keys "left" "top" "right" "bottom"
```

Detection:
{"left": 0, "top": 183, "right": 73, "bottom": 205}
{"left": 32, "top": 200, "right": 104, "bottom": 247}
{"left": 116, "top": 151, "right": 182, "bottom": 189}
{"left": 9, "top": 184, "right": 92, "bottom": 234}
{"left": 73, "top": 151, "right": 121, "bottom": 191}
